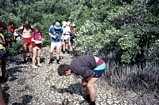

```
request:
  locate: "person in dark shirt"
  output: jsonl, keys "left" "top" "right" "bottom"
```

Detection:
{"left": 57, "top": 55, "right": 106, "bottom": 105}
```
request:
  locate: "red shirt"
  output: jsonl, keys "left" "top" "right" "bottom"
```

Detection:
{"left": 8, "top": 26, "right": 14, "bottom": 33}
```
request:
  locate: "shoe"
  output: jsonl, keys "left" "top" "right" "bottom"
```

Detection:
{"left": 23, "top": 59, "right": 27, "bottom": 63}
{"left": 79, "top": 100, "right": 88, "bottom": 104}
{"left": 37, "top": 64, "right": 42, "bottom": 67}
{"left": 62, "top": 51, "right": 65, "bottom": 54}
{"left": 67, "top": 51, "right": 70, "bottom": 54}
{"left": 48, "top": 58, "right": 53, "bottom": 64}
{"left": 56, "top": 59, "right": 60, "bottom": 64}
{"left": 28, "top": 58, "right": 32, "bottom": 62}
{"left": 32, "top": 65, "right": 38, "bottom": 68}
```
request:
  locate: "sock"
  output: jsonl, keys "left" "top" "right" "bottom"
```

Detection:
{"left": 49, "top": 58, "right": 53, "bottom": 64}
{"left": 86, "top": 94, "right": 91, "bottom": 103}
{"left": 56, "top": 59, "right": 60, "bottom": 64}
{"left": 90, "top": 101, "right": 95, "bottom": 105}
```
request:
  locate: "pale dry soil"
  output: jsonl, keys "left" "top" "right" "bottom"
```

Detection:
{"left": 0, "top": 46, "right": 158, "bottom": 105}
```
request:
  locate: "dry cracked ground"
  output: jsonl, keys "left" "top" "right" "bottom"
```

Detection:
{"left": 1, "top": 46, "right": 159, "bottom": 105}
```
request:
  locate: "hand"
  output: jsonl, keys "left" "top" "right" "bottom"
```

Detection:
{"left": 82, "top": 79, "right": 88, "bottom": 86}
{"left": 52, "top": 35, "right": 57, "bottom": 39}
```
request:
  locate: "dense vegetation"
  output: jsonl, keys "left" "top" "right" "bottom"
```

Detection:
{"left": 0, "top": 0, "right": 159, "bottom": 63}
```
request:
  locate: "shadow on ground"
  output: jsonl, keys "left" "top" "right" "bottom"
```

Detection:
{"left": 12, "top": 95, "right": 32, "bottom": 105}
{"left": 58, "top": 83, "right": 85, "bottom": 97}
{"left": 6, "top": 66, "right": 23, "bottom": 82}
{"left": 3, "top": 84, "right": 10, "bottom": 104}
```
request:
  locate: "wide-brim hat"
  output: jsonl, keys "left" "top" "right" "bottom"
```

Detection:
{"left": 54, "top": 22, "right": 61, "bottom": 29}
{"left": 0, "top": 22, "right": 7, "bottom": 29}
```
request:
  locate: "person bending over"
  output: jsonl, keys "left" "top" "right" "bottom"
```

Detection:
{"left": 57, "top": 55, "right": 106, "bottom": 105}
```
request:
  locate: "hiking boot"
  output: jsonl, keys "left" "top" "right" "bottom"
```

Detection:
{"left": 67, "top": 50, "right": 70, "bottom": 54}
{"left": 48, "top": 58, "right": 53, "bottom": 64}
{"left": 89, "top": 101, "right": 95, "bottom": 105}
{"left": 62, "top": 51, "right": 65, "bottom": 54}
{"left": 32, "top": 65, "right": 38, "bottom": 69}
{"left": 28, "top": 58, "right": 32, "bottom": 62}
{"left": 56, "top": 59, "right": 60, "bottom": 64}
{"left": 86, "top": 94, "right": 91, "bottom": 103}
{"left": 23, "top": 59, "right": 27, "bottom": 63}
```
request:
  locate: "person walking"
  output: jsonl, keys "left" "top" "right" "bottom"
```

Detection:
{"left": 15, "top": 20, "right": 33, "bottom": 63}
{"left": 57, "top": 55, "right": 106, "bottom": 105}
{"left": 0, "top": 22, "right": 8, "bottom": 83}
{"left": 48, "top": 21, "right": 64, "bottom": 64}
{"left": 31, "top": 26, "right": 43, "bottom": 68}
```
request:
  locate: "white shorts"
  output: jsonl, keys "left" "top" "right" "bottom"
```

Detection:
{"left": 64, "top": 35, "right": 70, "bottom": 40}
{"left": 50, "top": 42, "right": 61, "bottom": 53}
{"left": 51, "top": 42, "right": 62, "bottom": 48}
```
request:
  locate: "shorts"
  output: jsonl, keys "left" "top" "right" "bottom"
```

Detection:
{"left": 23, "top": 38, "right": 32, "bottom": 46}
{"left": 93, "top": 58, "right": 106, "bottom": 78}
{"left": 70, "top": 36, "right": 75, "bottom": 43}
{"left": 32, "top": 43, "right": 42, "bottom": 49}
{"left": 0, "top": 50, "right": 7, "bottom": 60}
{"left": 51, "top": 42, "right": 61, "bottom": 48}
{"left": 64, "top": 35, "right": 70, "bottom": 41}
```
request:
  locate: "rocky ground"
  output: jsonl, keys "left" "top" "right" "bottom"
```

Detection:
{"left": 1, "top": 46, "right": 159, "bottom": 105}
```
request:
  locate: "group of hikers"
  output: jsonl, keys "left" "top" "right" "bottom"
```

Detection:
{"left": 0, "top": 20, "right": 106, "bottom": 105}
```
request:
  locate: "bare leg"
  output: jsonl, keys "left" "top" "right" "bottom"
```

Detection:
{"left": 37, "top": 49, "right": 41, "bottom": 65}
{"left": 87, "top": 78, "right": 99, "bottom": 102}
{"left": 62, "top": 41, "right": 66, "bottom": 52}
{"left": 56, "top": 47, "right": 60, "bottom": 60}
{"left": 32, "top": 48, "right": 37, "bottom": 65}
{"left": 28, "top": 45, "right": 33, "bottom": 59}
{"left": 0, "top": 85, "right": 6, "bottom": 105}
{"left": 65, "top": 42, "right": 68, "bottom": 51}
{"left": 71, "top": 43, "right": 76, "bottom": 55}
{"left": 82, "top": 79, "right": 89, "bottom": 95}
{"left": 49, "top": 42, "right": 55, "bottom": 64}
{"left": 50, "top": 44, "right": 55, "bottom": 59}
{"left": 23, "top": 44, "right": 27, "bottom": 61}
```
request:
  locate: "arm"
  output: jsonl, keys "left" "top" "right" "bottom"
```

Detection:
{"left": 82, "top": 68, "right": 95, "bottom": 82}
{"left": 83, "top": 72, "right": 95, "bottom": 82}
{"left": 41, "top": 34, "right": 44, "bottom": 42}
{"left": 15, "top": 26, "right": 23, "bottom": 36}
{"left": 48, "top": 27, "right": 57, "bottom": 39}
{"left": 31, "top": 38, "right": 36, "bottom": 42}
{"left": 61, "top": 32, "right": 64, "bottom": 42}
{"left": 0, "top": 40, "right": 6, "bottom": 46}
{"left": 48, "top": 32, "right": 56, "bottom": 39}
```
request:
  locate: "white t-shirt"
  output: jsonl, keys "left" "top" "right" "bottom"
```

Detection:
{"left": 63, "top": 26, "right": 71, "bottom": 35}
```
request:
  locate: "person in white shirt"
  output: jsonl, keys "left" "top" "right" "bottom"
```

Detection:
{"left": 62, "top": 21, "right": 71, "bottom": 54}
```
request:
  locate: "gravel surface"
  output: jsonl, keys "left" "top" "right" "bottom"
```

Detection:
{"left": 1, "top": 46, "right": 159, "bottom": 105}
